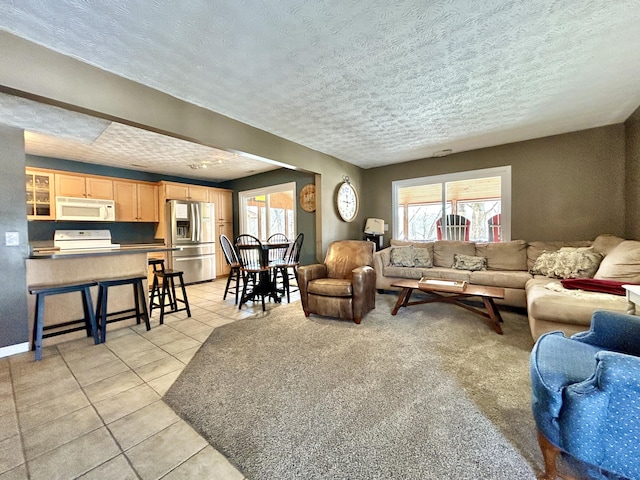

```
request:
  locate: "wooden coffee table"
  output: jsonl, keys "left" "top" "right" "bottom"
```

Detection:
{"left": 390, "top": 279, "right": 505, "bottom": 334}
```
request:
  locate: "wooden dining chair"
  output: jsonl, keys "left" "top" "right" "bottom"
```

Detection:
{"left": 235, "top": 234, "right": 272, "bottom": 311}
{"left": 219, "top": 234, "right": 241, "bottom": 304}
{"left": 272, "top": 233, "right": 304, "bottom": 303}
{"left": 267, "top": 233, "right": 289, "bottom": 262}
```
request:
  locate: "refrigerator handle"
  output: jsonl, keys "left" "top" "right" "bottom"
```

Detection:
{"left": 196, "top": 203, "right": 202, "bottom": 242}
{"left": 191, "top": 203, "right": 196, "bottom": 242}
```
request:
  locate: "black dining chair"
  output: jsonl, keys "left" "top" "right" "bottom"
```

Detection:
{"left": 235, "top": 234, "right": 273, "bottom": 311}
{"left": 219, "top": 234, "right": 241, "bottom": 304}
{"left": 273, "top": 233, "right": 304, "bottom": 303}
{"left": 267, "top": 233, "right": 289, "bottom": 263}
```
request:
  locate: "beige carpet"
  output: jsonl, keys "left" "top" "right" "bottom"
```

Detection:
{"left": 165, "top": 293, "right": 540, "bottom": 479}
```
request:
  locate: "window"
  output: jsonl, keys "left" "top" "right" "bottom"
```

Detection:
{"left": 239, "top": 182, "right": 296, "bottom": 240}
{"left": 393, "top": 166, "right": 511, "bottom": 242}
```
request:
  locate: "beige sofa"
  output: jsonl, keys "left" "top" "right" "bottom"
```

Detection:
{"left": 373, "top": 235, "right": 637, "bottom": 340}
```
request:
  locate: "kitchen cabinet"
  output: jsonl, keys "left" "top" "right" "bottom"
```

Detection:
{"left": 26, "top": 168, "right": 55, "bottom": 220}
{"left": 215, "top": 221, "right": 233, "bottom": 276}
{"left": 209, "top": 187, "right": 233, "bottom": 222}
{"left": 55, "top": 172, "right": 114, "bottom": 199}
{"left": 114, "top": 180, "right": 159, "bottom": 222}
{"left": 163, "top": 182, "right": 208, "bottom": 202}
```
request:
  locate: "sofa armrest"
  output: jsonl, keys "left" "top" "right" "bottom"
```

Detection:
{"left": 373, "top": 248, "right": 391, "bottom": 271}
{"left": 572, "top": 310, "right": 640, "bottom": 356}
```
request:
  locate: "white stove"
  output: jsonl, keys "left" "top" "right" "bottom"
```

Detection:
{"left": 53, "top": 230, "right": 120, "bottom": 250}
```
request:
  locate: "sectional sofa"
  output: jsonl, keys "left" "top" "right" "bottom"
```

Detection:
{"left": 372, "top": 235, "right": 639, "bottom": 340}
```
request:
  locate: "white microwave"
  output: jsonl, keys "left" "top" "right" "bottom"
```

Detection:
{"left": 55, "top": 196, "right": 116, "bottom": 222}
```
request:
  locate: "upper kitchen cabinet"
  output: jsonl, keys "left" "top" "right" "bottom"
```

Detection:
{"left": 55, "top": 172, "right": 114, "bottom": 199}
{"left": 114, "top": 180, "right": 159, "bottom": 222}
{"left": 162, "top": 181, "right": 208, "bottom": 202}
{"left": 26, "top": 168, "right": 55, "bottom": 220}
{"left": 209, "top": 188, "right": 233, "bottom": 222}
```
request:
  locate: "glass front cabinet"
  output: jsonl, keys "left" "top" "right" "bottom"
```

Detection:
{"left": 26, "top": 169, "right": 55, "bottom": 220}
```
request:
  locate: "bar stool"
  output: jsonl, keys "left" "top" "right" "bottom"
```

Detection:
{"left": 148, "top": 258, "right": 173, "bottom": 312}
{"left": 153, "top": 269, "right": 191, "bottom": 324}
{"left": 95, "top": 275, "right": 151, "bottom": 343}
{"left": 28, "top": 281, "right": 99, "bottom": 361}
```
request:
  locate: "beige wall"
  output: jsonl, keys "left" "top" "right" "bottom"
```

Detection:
{"left": 625, "top": 105, "right": 640, "bottom": 240}
{"left": 362, "top": 125, "right": 626, "bottom": 243}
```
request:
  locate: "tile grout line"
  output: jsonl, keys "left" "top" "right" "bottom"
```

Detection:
{"left": 54, "top": 343, "right": 130, "bottom": 479}
{"left": 8, "top": 356, "right": 32, "bottom": 480}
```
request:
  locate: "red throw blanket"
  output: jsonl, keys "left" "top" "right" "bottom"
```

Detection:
{"left": 560, "top": 278, "right": 631, "bottom": 296}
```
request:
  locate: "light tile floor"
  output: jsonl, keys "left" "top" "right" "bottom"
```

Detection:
{"left": 1, "top": 279, "right": 299, "bottom": 479}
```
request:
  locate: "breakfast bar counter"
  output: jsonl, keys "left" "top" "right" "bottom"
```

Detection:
{"left": 25, "top": 245, "right": 180, "bottom": 348}
{"left": 28, "top": 243, "right": 177, "bottom": 259}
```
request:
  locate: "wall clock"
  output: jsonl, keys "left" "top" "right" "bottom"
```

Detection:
{"left": 299, "top": 183, "right": 316, "bottom": 212}
{"left": 336, "top": 176, "right": 359, "bottom": 222}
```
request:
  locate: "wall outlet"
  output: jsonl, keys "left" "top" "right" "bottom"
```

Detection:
{"left": 5, "top": 232, "right": 19, "bottom": 247}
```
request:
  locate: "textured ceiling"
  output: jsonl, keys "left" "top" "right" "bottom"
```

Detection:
{"left": 1, "top": 1, "right": 640, "bottom": 170}
{"left": 0, "top": 93, "right": 279, "bottom": 182}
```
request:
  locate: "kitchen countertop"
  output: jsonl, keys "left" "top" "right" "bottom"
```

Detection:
{"left": 29, "top": 243, "right": 182, "bottom": 259}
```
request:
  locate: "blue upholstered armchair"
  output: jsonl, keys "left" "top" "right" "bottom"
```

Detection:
{"left": 530, "top": 310, "right": 640, "bottom": 480}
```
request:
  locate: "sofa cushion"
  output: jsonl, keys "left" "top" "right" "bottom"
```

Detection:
{"left": 591, "top": 234, "right": 626, "bottom": 256}
{"left": 453, "top": 254, "right": 487, "bottom": 271}
{"left": 383, "top": 266, "right": 424, "bottom": 279}
{"left": 421, "top": 267, "right": 471, "bottom": 283}
{"left": 470, "top": 270, "right": 532, "bottom": 289}
{"left": 594, "top": 240, "right": 640, "bottom": 283}
{"left": 413, "top": 248, "right": 433, "bottom": 268}
{"left": 475, "top": 240, "right": 528, "bottom": 271}
{"left": 527, "top": 241, "right": 592, "bottom": 270}
{"left": 433, "top": 241, "right": 476, "bottom": 267}
{"left": 526, "top": 278, "right": 627, "bottom": 326}
{"left": 390, "top": 246, "right": 414, "bottom": 267}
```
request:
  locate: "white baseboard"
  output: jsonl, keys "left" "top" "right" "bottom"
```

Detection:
{"left": 0, "top": 342, "right": 30, "bottom": 359}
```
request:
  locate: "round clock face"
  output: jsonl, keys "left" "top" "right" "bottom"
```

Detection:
{"left": 336, "top": 181, "right": 359, "bottom": 222}
{"left": 299, "top": 184, "right": 316, "bottom": 212}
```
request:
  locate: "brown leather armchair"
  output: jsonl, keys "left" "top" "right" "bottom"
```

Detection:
{"left": 298, "top": 240, "right": 376, "bottom": 324}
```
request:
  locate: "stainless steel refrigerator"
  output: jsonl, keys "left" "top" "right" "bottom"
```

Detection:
{"left": 166, "top": 200, "right": 216, "bottom": 284}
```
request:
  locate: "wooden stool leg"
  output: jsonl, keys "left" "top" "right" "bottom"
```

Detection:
{"left": 133, "top": 282, "right": 141, "bottom": 325}
{"left": 178, "top": 273, "right": 191, "bottom": 317}
{"left": 34, "top": 293, "right": 45, "bottom": 361}
{"left": 81, "top": 287, "right": 99, "bottom": 345}
{"left": 169, "top": 276, "right": 178, "bottom": 312}
{"left": 149, "top": 273, "right": 159, "bottom": 314}
{"left": 98, "top": 286, "right": 109, "bottom": 344}
{"left": 136, "top": 279, "right": 151, "bottom": 331}
{"left": 159, "top": 277, "right": 168, "bottom": 325}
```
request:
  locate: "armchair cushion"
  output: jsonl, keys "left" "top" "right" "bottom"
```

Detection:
{"left": 307, "top": 278, "right": 353, "bottom": 297}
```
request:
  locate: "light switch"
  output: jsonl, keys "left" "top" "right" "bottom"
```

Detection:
{"left": 384, "top": 224, "right": 389, "bottom": 232}
{"left": 5, "top": 231, "right": 19, "bottom": 246}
